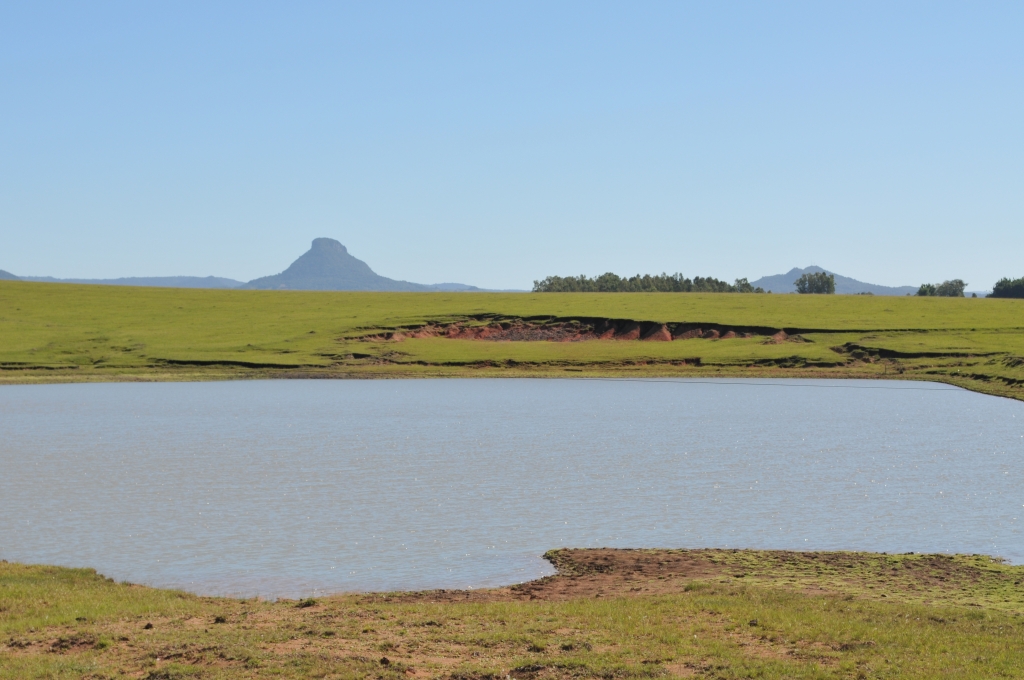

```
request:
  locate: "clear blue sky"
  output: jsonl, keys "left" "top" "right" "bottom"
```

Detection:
{"left": 2, "top": 2, "right": 1022, "bottom": 290}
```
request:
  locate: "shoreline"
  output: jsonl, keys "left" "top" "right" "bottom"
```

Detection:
{"left": 4, "top": 548, "right": 1023, "bottom": 678}
{"left": 2, "top": 364, "right": 1021, "bottom": 403}
{"left": 8, "top": 546, "right": 1020, "bottom": 609}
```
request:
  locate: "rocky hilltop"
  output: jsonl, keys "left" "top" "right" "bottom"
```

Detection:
{"left": 241, "top": 238, "right": 482, "bottom": 292}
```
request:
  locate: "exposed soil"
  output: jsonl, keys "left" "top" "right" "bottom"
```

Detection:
{"left": 358, "top": 547, "right": 1024, "bottom": 609}
{"left": 359, "top": 317, "right": 790, "bottom": 344}
{"left": 365, "top": 549, "right": 727, "bottom": 606}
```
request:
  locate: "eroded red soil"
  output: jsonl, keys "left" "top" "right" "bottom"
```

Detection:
{"left": 360, "top": 319, "right": 790, "bottom": 344}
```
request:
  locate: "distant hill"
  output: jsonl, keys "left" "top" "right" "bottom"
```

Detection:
{"left": 751, "top": 267, "right": 918, "bottom": 295}
{"left": 2, "top": 240, "right": 510, "bottom": 292}
{"left": 20, "top": 275, "right": 244, "bottom": 289}
{"left": 429, "top": 282, "right": 488, "bottom": 292}
{"left": 241, "top": 238, "right": 490, "bottom": 292}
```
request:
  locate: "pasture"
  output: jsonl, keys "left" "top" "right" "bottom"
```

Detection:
{"left": 1, "top": 281, "right": 1022, "bottom": 400}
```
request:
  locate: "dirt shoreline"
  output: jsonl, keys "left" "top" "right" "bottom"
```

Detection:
{"left": 359, "top": 547, "right": 1024, "bottom": 611}
{"left": 4, "top": 548, "right": 1024, "bottom": 679}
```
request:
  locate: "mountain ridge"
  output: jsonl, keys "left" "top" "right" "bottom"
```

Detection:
{"left": 3, "top": 256, "right": 933, "bottom": 296}
{"left": 19, "top": 275, "right": 243, "bottom": 288}
{"left": 3, "top": 240, "right": 503, "bottom": 291}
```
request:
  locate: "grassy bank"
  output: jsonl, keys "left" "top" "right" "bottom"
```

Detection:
{"left": 2, "top": 281, "right": 1023, "bottom": 400}
{"left": 2, "top": 549, "right": 1023, "bottom": 679}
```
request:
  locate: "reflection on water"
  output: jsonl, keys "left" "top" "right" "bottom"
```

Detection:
{"left": 1, "top": 378, "right": 1021, "bottom": 598}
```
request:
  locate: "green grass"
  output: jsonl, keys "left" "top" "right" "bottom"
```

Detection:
{"left": 2, "top": 281, "right": 1023, "bottom": 400}
{"left": 3, "top": 550, "right": 1024, "bottom": 679}
{"left": 0, "top": 563, "right": 202, "bottom": 635}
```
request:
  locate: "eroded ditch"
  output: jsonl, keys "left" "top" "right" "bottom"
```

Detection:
{"left": 355, "top": 316, "right": 799, "bottom": 344}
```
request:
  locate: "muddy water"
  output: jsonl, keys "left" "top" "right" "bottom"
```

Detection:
{"left": 1, "top": 378, "right": 1022, "bottom": 598}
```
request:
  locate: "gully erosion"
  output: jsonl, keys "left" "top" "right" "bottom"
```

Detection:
{"left": 338, "top": 315, "right": 1024, "bottom": 400}
{"left": 357, "top": 316, "right": 799, "bottom": 344}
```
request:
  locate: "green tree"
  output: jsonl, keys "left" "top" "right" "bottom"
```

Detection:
{"left": 935, "top": 279, "right": 966, "bottom": 297}
{"left": 794, "top": 272, "right": 835, "bottom": 294}
{"left": 733, "top": 278, "right": 764, "bottom": 293}
{"left": 917, "top": 280, "right": 966, "bottom": 297}
{"left": 531, "top": 273, "right": 765, "bottom": 293}
{"left": 989, "top": 276, "right": 1024, "bottom": 298}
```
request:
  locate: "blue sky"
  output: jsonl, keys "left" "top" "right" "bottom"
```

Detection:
{"left": 2, "top": 2, "right": 1022, "bottom": 289}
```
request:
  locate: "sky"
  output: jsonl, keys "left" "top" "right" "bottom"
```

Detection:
{"left": 1, "top": 2, "right": 1022, "bottom": 290}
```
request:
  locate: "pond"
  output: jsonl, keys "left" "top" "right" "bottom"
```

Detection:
{"left": 1, "top": 378, "right": 1021, "bottom": 598}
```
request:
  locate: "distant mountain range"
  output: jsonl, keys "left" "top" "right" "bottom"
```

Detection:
{"left": 750, "top": 266, "right": 918, "bottom": 295}
{"left": 1, "top": 252, "right": 960, "bottom": 296}
{"left": 2, "top": 239, "right": 510, "bottom": 291}
{"left": 19, "top": 275, "right": 244, "bottom": 288}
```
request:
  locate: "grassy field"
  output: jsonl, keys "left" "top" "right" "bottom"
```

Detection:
{"left": 3, "top": 548, "right": 1023, "bottom": 679}
{"left": 2, "top": 281, "right": 1023, "bottom": 399}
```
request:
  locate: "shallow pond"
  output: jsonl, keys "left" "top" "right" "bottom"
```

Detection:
{"left": 1, "top": 378, "right": 1021, "bottom": 598}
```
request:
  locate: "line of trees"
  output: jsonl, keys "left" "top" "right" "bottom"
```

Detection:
{"left": 532, "top": 273, "right": 766, "bottom": 293}
{"left": 532, "top": 271, "right": 1024, "bottom": 297}
{"left": 794, "top": 272, "right": 835, "bottom": 294}
{"left": 990, "top": 277, "right": 1024, "bottom": 298}
{"left": 916, "top": 279, "right": 966, "bottom": 297}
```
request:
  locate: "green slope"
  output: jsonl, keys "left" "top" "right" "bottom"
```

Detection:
{"left": 1, "top": 281, "right": 1022, "bottom": 399}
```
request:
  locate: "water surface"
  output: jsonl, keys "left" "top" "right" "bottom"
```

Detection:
{"left": 1, "top": 378, "right": 1021, "bottom": 598}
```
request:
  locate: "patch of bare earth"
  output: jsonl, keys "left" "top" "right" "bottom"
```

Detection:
{"left": 370, "top": 549, "right": 728, "bottom": 605}
{"left": 358, "top": 318, "right": 776, "bottom": 344}
{"left": 370, "top": 547, "right": 1022, "bottom": 610}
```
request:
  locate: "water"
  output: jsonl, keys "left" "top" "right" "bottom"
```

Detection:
{"left": 1, "top": 378, "right": 1021, "bottom": 598}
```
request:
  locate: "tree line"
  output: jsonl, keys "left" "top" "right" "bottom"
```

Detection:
{"left": 534, "top": 271, "right": 836, "bottom": 294}
{"left": 915, "top": 277, "right": 1024, "bottom": 298}
{"left": 990, "top": 276, "right": 1024, "bottom": 298}
{"left": 532, "top": 273, "right": 766, "bottom": 293}
{"left": 532, "top": 271, "right": 1024, "bottom": 297}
